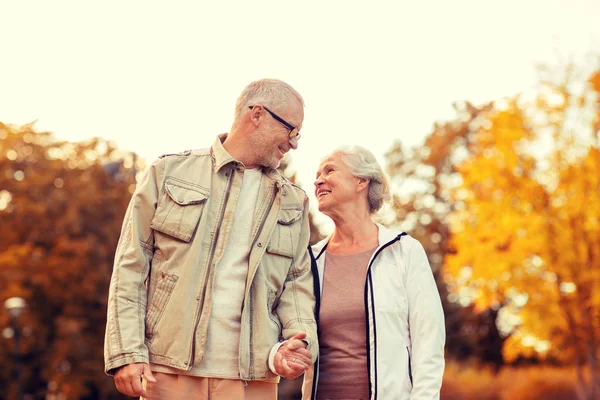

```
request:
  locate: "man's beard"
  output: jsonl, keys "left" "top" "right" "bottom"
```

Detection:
{"left": 251, "top": 129, "right": 281, "bottom": 169}
{"left": 260, "top": 152, "right": 281, "bottom": 169}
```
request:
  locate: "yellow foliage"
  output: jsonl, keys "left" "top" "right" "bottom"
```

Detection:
{"left": 589, "top": 71, "right": 600, "bottom": 94}
{"left": 445, "top": 68, "right": 600, "bottom": 366}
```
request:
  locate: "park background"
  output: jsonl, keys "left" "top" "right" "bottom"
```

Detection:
{"left": 1, "top": 1, "right": 600, "bottom": 399}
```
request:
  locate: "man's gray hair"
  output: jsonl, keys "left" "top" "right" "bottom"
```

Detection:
{"left": 331, "top": 146, "right": 390, "bottom": 214}
{"left": 234, "top": 78, "right": 304, "bottom": 122}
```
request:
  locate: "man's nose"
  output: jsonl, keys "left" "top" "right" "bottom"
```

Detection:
{"left": 289, "top": 136, "right": 299, "bottom": 150}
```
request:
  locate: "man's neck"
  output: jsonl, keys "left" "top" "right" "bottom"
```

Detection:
{"left": 222, "top": 131, "right": 259, "bottom": 168}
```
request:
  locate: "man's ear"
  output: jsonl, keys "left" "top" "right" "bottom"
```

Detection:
{"left": 249, "top": 105, "right": 263, "bottom": 127}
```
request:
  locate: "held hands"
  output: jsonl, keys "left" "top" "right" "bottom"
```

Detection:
{"left": 114, "top": 337, "right": 312, "bottom": 394}
{"left": 273, "top": 332, "right": 313, "bottom": 379}
{"left": 114, "top": 362, "right": 157, "bottom": 398}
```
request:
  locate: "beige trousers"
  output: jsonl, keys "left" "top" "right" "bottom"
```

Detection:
{"left": 141, "top": 372, "right": 277, "bottom": 400}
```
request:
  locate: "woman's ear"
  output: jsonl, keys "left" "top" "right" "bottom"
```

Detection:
{"left": 356, "top": 177, "right": 370, "bottom": 193}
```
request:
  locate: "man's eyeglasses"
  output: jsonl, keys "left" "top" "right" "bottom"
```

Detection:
{"left": 249, "top": 105, "right": 301, "bottom": 141}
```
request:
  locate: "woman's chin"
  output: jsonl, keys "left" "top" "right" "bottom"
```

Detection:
{"left": 317, "top": 200, "right": 333, "bottom": 215}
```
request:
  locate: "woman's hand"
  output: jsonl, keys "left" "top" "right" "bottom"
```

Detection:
{"left": 273, "top": 332, "right": 313, "bottom": 379}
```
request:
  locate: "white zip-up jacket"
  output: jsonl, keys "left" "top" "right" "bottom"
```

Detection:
{"left": 302, "top": 224, "right": 445, "bottom": 400}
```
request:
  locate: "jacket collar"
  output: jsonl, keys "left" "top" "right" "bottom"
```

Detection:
{"left": 211, "top": 133, "right": 286, "bottom": 187}
{"left": 211, "top": 133, "right": 237, "bottom": 172}
{"left": 311, "top": 223, "right": 404, "bottom": 260}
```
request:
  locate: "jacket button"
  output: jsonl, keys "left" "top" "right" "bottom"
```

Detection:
{"left": 184, "top": 361, "right": 188, "bottom": 365}
{"left": 257, "top": 242, "right": 263, "bottom": 247}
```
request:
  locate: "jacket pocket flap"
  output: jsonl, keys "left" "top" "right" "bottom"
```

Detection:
{"left": 266, "top": 243, "right": 294, "bottom": 258}
{"left": 165, "top": 180, "right": 210, "bottom": 205}
{"left": 277, "top": 208, "right": 302, "bottom": 225}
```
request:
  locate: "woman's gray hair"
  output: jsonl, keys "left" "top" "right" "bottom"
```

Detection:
{"left": 331, "top": 146, "right": 390, "bottom": 214}
{"left": 234, "top": 78, "right": 304, "bottom": 122}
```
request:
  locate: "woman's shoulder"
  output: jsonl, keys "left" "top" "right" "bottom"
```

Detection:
{"left": 377, "top": 225, "right": 426, "bottom": 260}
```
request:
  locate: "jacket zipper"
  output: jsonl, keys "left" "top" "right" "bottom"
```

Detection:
{"left": 363, "top": 233, "right": 406, "bottom": 400}
{"left": 406, "top": 346, "right": 413, "bottom": 387}
{"left": 186, "top": 167, "right": 235, "bottom": 367}
{"left": 245, "top": 183, "right": 278, "bottom": 380}
{"left": 309, "top": 246, "right": 322, "bottom": 400}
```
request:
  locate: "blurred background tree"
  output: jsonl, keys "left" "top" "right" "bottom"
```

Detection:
{"left": 384, "top": 100, "right": 507, "bottom": 368}
{"left": 0, "top": 122, "right": 141, "bottom": 399}
{"left": 443, "top": 63, "right": 600, "bottom": 400}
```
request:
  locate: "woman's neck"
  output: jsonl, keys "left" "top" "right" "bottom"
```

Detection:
{"left": 327, "top": 214, "right": 379, "bottom": 255}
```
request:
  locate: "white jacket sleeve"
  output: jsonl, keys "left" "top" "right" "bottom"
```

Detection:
{"left": 405, "top": 239, "right": 445, "bottom": 399}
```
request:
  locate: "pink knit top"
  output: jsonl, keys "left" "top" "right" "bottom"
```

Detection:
{"left": 316, "top": 247, "right": 377, "bottom": 400}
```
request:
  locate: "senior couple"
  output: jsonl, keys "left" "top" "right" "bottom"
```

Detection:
{"left": 104, "top": 79, "right": 445, "bottom": 400}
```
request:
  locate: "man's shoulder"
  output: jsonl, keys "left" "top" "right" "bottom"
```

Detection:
{"left": 154, "top": 148, "right": 213, "bottom": 169}
{"left": 150, "top": 148, "right": 213, "bottom": 179}
{"left": 158, "top": 148, "right": 211, "bottom": 159}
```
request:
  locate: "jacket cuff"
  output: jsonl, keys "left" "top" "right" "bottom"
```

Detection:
{"left": 268, "top": 340, "right": 288, "bottom": 375}
{"left": 105, "top": 354, "right": 149, "bottom": 376}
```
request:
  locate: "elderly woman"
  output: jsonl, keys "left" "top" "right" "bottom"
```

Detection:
{"left": 302, "top": 147, "right": 445, "bottom": 400}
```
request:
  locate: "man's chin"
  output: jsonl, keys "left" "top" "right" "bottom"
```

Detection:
{"left": 258, "top": 157, "right": 281, "bottom": 170}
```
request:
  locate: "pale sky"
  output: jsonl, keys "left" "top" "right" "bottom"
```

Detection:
{"left": 1, "top": 0, "right": 599, "bottom": 231}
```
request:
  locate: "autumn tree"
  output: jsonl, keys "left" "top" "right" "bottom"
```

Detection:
{"left": 384, "top": 101, "right": 507, "bottom": 367}
{"left": 445, "top": 63, "right": 600, "bottom": 400}
{"left": 0, "top": 122, "right": 140, "bottom": 399}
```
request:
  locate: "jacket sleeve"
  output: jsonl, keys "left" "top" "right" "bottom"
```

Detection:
{"left": 405, "top": 238, "right": 446, "bottom": 399}
{"left": 274, "top": 195, "right": 319, "bottom": 362}
{"left": 104, "top": 159, "right": 163, "bottom": 375}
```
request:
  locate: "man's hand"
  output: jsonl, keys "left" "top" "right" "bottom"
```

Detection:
{"left": 273, "top": 332, "right": 313, "bottom": 379}
{"left": 114, "top": 362, "right": 157, "bottom": 398}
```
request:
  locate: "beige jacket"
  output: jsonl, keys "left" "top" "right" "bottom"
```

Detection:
{"left": 104, "top": 135, "right": 318, "bottom": 382}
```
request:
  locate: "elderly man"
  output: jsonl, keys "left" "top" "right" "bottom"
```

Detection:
{"left": 104, "top": 79, "right": 318, "bottom": 400}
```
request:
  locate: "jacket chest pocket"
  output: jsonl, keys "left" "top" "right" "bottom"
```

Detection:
{"left": 373, "top": 263, "right": 408, "bottom": 313}
{"left": 266, "top": 207, "right": 303, "bottom": 259}
{"left": 150, "top": 179, "right": 210, "bottom": 242}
